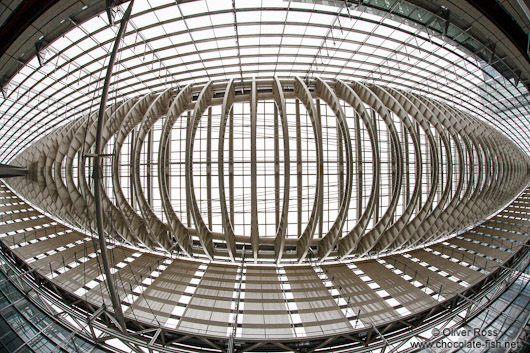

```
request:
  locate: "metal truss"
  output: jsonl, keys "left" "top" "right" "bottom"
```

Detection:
{"left": 0, "top": 209, "right": 529, "bottom": 353}
{"left": 6, "top": 78, "right": 529, "bottom": 263}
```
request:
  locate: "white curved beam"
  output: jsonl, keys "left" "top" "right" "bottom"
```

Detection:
{"left": 218, "top": 79, "right": 237, "bottom": 261}
{"left": 132, "top": 88, "right": 174, "bottom": 252}
{"left": 294, "top": 77, "right": 323, "bottom": 262}
{"left": 314, "top": 78, "right": 353, "bottom": 259}
{"left": 158, "top": 85, "right": 194, "bottom": 257}
{"left": 186, "top": 81, "right": 215, "bottom": 259}
{"left": 272, "top": 77, "right": 290, "bottom": 263}
{"left": 334, "top": 80, "right": 379, "bottom": 259}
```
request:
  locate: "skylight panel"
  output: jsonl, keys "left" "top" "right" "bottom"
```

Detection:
{"left": 309, "top": 12, "right": 336, "bottom": 26}
{"left": 140, "top": 26, "right": 166, "bottom": 41}
{"left": 234, "top": 0, "right": 261, "bottom": 9}
{"left": 50, "top": 37, "right": 73, "bottom": 55}
{"left": 151, "top": 5, "right": 180, "bottom": 22}
{"left": 415, "top": 38, "right": 438, "bottom": 53}
{"left": 32, "top": 81, "right": 48, "bottom": 93}
{"left": 209, "top": 13, "right": 234, "bottom": 26}
{"left": 284, "top": 24, "right": 306, "bottom": 36}
{"left": 212, "top": 26, "right": 235, "bottom": 39}
{"left": 218, "top": 47, "right": 239, "bottom": 58}
{"left": 185, "top": 16, "right": 211, "bottom": 31}
{"left": 63, "top": 45, "right": 84, "bottom": 61}
{"left": 159, "top": 19, "right": 187, "bottom": 35}
{"left": 8, "top": 73, "right": 24, "bottom": 87}
{"left": 125, "top": 56, "right": 144, "bottom": 68}
{"left": 258, "top": 56, "right": 277, "bottom": 64}
{"left": 294, "top": 55, "right": 314, "bottom": 63}
{"left": 88, "top": 46, "right": 110, "bottom": 61}
{"left": 82, "top": 61, "right": 105, "bottom": 75}
{"left": 303, "top": 25, "right": 330, "bottom": 37}
{"left": 63, "top": 26, "right": 86, "bottom": 44}
{"left": 130, "top": 0, "right": 152, "bottom": 15}
{"left": 181, "top": 53, "right": 201, "bottom": 63}
{"left": 40, "top": 76, "right": 58, "bottom": 88}
{"left": 206, "top": 68, "right": 225, "bottom": 76}
{"left": 327, "top": 58, "right": 347, "bottom": 68}
{"left": 203, "top": 58, "right": 223, "bottom": 68}
{"left": 75, "top": 37, "right": 100, "bottom": 56}
{"left": 365, "top": 35, "right": 385, "bottom": 47}
{"left": 358, "top": 62, "right": 377, "bottom": 72}
{"left": 170, "top": 32, "right": 193, "bottom": 45}
{"left": 222, "top": 58, "right": 239, "bottom": 66}
{"left": 245, "top": 64, "right": 259, "bottom": 72}
{"left": 195, "top": 41, "right": 218, "bottom": 51}
{"left": 134, "top": 11, "right": 160, "bottom": 27}
{"left": 150, "top": 37, "right": 174, "bottom": 50}
{"left": 83, "top": 15, "right": 108, "bottom": 34}
{"left": 280, "top": 46, "right": 302, "bottom": 56}
{"left": 192, "top": 28, "right": 216, "bottom": 41}
{"left": 292, "top": 64, "right": 310, "bottom": 71}
{"left": 131, "top": 65, "right": 149, "bottom": 75}
{"left": 261, "top": 24, "right": 284, "bottom": 35}
{"left": 259, "top": 47, "right": 280, "bottom": 56}
{"left": 92, "top": 27, "right": 116, "bottom": 44}
{"left": 240, "top": 56, "right": 257, "bottom": 64}
{"left": 354, "top": 20, "right": 378, "bottom": 34}
{"left": 236, "top": 11, "right": 261, "bottom": 24}
{"left": 260, "top": 10, "right": 284, "bottom": 22}
{"left": 200, "top": 51, "right": 221, "bottom": 60}
{"left": 238, "top": 37, "right": 258, "bottom": 47}
{"left": 279, "top": 37, "right": 301, "bottom": 47}
{"left": 240, "top": 47, "right": 260, "bottom": 56}
{"left": 216, "top": 38, "right": 238, "bottom": 49}
{"left": 297, "top": 47, "right": 319, "bottom": 56}
{"left": 185, "top": 63, "right": 205, "bottom": 72}
{"left": 204, "top": 0, "right": 230, "bottom": 12}
{"left": 373, "top": 25, "right": 395, "bottom": 38}
{"left": 332, "top": 49, "right": 353, "bottom": 59}
{"left": 181, "top": 1, "right": 210, "bottom": 16}
{"left": 238, "top": 24, "right": 261, "bottom": 36}
{"left": 381, "top": 39, "right": 402, "bottom": 52}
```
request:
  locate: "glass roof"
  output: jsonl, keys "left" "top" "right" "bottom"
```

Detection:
{"left": 1, "top": 0, "right": 530, "bottom": 163}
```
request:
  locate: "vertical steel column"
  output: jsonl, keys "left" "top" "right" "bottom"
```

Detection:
{"left": 146, "top": 128, "right": 153, "bottom": 205}
{"left": 250, "top": 78, "right": 259, "bottom": 259}
{"left": 388, "top": 126, "right": 393, "bottom": 200}
{"left": 337, "top": 116, "right": 344, "bottom": 208}
{"left": 354, "top": 106, "right": 362, "bottom": 221}
{"left": 129, "top": 129, "right": 135, "bottom": 209}
{"left": 274, "top": 104, "right": 280, "bottom": 229}
{"left": 207, "top": 106, "right": 212, "bottom": 230}
{"left": 402, "top": 123, "right": 410, "bottom": 207}
{"left": 186, "top": 110, "right": 192, "bottom": 228}
{"left": 229, "top": 108, "right": 235, "bottom": 224}
{"left": 272, "top": 76, "right": 290, "bottom": 262}
{"left": 296, "top": 99, "right": 302, "bottom": 237}
{"left": 92, "top": 0, "right": 134, "bottom": 332}
{"left": 218, "top": 79, "right": 237, "bottom": 260}
{"left": 416, "top": 121, "right": 422, "bottom": 213}
{"left": 166, "top": 126, "right": 171, "bottom": 207}
{"left": 316, "top": 98, "right": 323, "bottom": 239}
{"left": 372, "top": 109, "right": 380, "bottom": 222}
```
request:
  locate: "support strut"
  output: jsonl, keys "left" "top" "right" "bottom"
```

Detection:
{"left": 92, "top": 0, "right": 134, "bottom": 332}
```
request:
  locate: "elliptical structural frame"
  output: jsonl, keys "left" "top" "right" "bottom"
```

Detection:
{"left": 6, "top": 78, "right": 529, "bottom": 264}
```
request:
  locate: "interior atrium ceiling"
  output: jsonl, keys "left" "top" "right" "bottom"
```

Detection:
{"left": 2, "top": 0, "right": 530, "bottom": 163}
{"left": 6, "top": 78, "right": 530, "bottom": 263}
{"left": 1, "top": 0, "right": 530, "bottom": 352}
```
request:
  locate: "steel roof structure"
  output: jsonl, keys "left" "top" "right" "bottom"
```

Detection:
{"left": 1, "top": 0, "right": 530, "bottom": 352}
